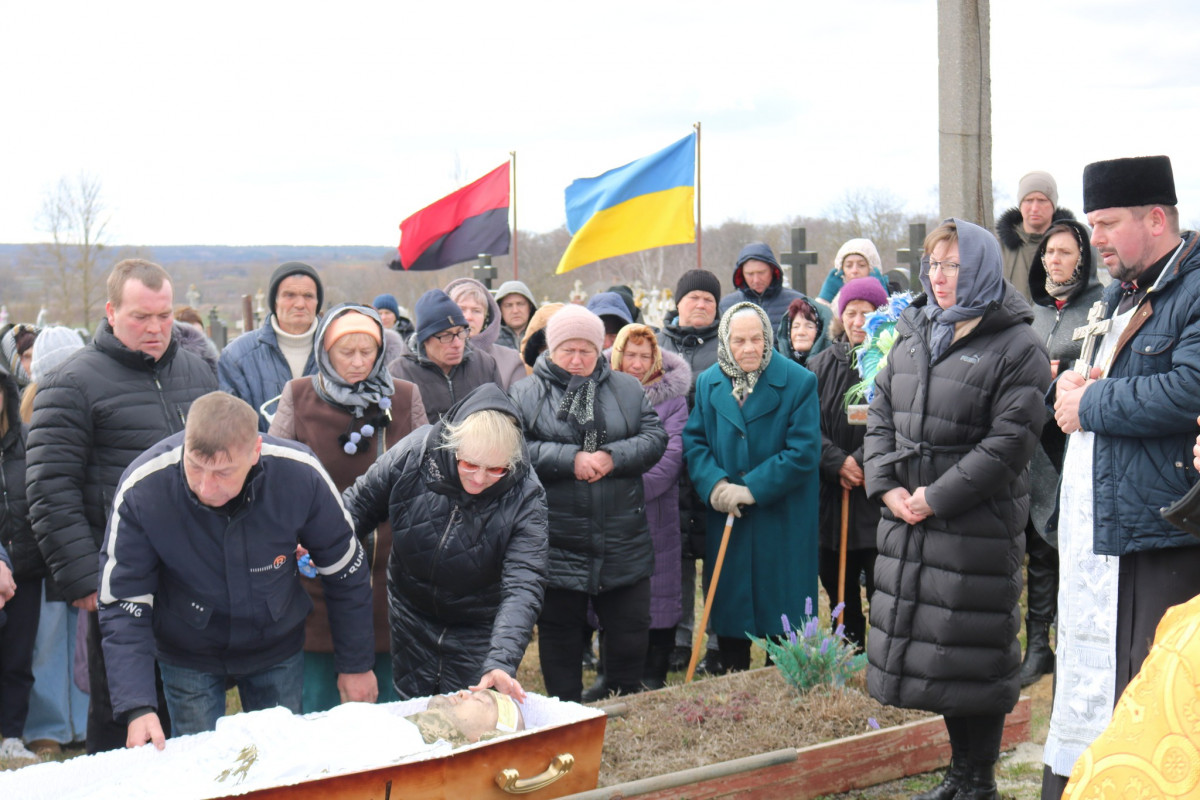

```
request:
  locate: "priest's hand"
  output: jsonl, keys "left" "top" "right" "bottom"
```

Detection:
{"left": 127, "top": 711, "right": 166, "bottom": 750}
{"left": 881, "top": 487, "right": 928, "bottom": 525}
{"left": 337, "top": 670, "right": 379, "bottom": 704}
{"left": 470, "top": 669, "right": 526, "bottom": 703}
{"left": 1194, "top": 416, "right": 1200, "bottom": 471}
{"left": 1054, "top": 367, "right": 1101, "bottom": 434}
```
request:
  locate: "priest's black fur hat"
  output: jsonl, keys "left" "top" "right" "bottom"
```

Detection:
{"left": 1083, "top": 155, "right": 1176, "bottom": 213}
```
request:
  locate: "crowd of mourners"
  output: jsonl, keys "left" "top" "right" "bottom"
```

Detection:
{"left": 0, "top": 155, "right": 1198, "bottom": 800}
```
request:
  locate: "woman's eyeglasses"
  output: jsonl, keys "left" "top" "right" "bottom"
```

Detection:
{"left": 926, "top": 260, "right": 961, "bottom": 277}
{"left": 458, "top": 460, "right": 508, "bottom": 478}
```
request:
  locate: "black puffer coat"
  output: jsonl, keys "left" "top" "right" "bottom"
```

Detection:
{"left": 658, "top": 316, "right": 719, "bottom": 555}
{"left": 0, "top": 364, "right": 40, "bottom": 581}
{"left": 864, "top": 287, "right": 1051, "bottom": 716}
{"left": 808, "top": 339, "right": 880, "bottom": 552}
{"left": 342, "top": 385, "right": 549, "bottom": 699}
{"left": 509, "top": 353, "right": 667, "bottom": 594}
{"left": 26, "top": 323, "right": 217, "bottom": 602}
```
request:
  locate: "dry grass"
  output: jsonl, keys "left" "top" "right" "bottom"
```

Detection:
{"left": 596, "top": 668, "right": 930, "bottom": 787}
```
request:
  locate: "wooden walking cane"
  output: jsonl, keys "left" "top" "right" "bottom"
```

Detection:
{"left": 686, "top": 512, "right": 736, "bottom": 683}
{"left": 837, "top": 486, "right": 850, "bottom": 627}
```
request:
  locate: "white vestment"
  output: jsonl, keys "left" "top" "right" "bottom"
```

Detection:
{"left": 1042, "top": 302, "right": 1131, "bottom": 778}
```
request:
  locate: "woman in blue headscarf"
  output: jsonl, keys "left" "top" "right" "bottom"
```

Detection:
{"left": 863, "top": 219, "right": 1051, "bottom": 800}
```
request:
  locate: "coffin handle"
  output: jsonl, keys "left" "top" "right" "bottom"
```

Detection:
{"left": 495, "top": 752, "right": 575, "bottom": 794}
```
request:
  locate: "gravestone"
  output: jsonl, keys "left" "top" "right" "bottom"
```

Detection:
{"left": 780, "top": 227, "right": 819, "bottom": 296}
{"left": 473, "top": 254, "right": 497, "bottom": 290}
{"left": 891, "top": 223, "right": 928, "bottom": 292}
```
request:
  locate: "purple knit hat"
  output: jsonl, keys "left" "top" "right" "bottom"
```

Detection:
{"left": 837, "top": 277, "right": 889, "bottom": 317}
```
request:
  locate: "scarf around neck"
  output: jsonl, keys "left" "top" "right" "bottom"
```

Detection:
{"left": 549, "top": 358, "right": 606, "bottom": 452}
{"left": 717, "top": 302, "right": 773, "bottom": 404}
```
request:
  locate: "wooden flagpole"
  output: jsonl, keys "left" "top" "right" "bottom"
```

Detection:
{"left": 509, "top": 150, "right": 518, "bottom": 279}
{"left": 694, "top": 121, "right": 702, "bottom": 270}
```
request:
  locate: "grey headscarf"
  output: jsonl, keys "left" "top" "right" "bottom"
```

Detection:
{"left": 313, "top": 303, "right": 395, "bottom": 417}
{"left": 919, "top": 217, "right": 1005, "bottom": 362}
{"left": 717, "top": 302, "right": 773, "bottom": 403}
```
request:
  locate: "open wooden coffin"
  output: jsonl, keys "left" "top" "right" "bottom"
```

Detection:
{"left": 0, "top": 693, "right": 606, "bottom": 800}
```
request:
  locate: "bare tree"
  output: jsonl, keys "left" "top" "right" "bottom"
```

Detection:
{"left": 36, "top": 174, "right": 111, "bottom": 329}
{"left": 824, "top": 188, "right": 909, "bottom": 268}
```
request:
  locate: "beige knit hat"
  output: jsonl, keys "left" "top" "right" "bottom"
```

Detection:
{"left": 1018, "top": 171, "right": 1058, "bottom": 206}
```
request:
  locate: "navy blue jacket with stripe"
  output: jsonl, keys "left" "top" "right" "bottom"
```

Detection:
{"left": 97, "top": 432, "right": 373, "bottom": 721}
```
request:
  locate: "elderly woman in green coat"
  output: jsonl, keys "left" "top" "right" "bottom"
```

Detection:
{"left": 682, "top": 302, "right": 821, "bottom": 672}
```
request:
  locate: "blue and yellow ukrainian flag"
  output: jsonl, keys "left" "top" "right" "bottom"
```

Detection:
{"left": 556, "top": 133, "right": 696, "bottom": 274}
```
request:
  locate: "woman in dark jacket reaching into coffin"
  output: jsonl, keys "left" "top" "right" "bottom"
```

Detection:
{"left": 864, "top": 219, "right": 1051, "bottom": 800}
{"left": 342, "top": 383, "right": 549, "bottom": 701}
{"left": 269, "top": 303, "right": 427, "bottom": 710}
{"left": 509, "top": 304, "right": 667, "bottom": 702}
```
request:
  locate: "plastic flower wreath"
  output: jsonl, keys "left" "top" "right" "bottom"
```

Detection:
{"left": 845, "top": 292, "right": 913, "bottom": 406}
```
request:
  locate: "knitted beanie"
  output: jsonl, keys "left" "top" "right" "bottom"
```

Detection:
{"left": 323, "top": 310, "right": 382, "bottom": 351}
{"left": 546, "top": 304, "right": 604, "bottom": 355}
{"left": 30, "top": 325, "right": 85, "bottom": 383}
{"left": 415, "top": 289, "right": 468, "bottom": 343}
{"left": 675, "top": 269, "right": 722, "bottom": 304}
{"left": 1018, "top": 171, "right": 1059, "bottom": 207}
{"left": 268, "top": 262, "right": 324, "bottom": 315}
{"left": 372, "top": 293, "right": 401, "bottom": 318}
{"left": 837, "top": 277, "right": 889, "bottom": 317}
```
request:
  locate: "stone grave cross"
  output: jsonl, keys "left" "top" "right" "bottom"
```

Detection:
{"left": 779, "top": 227, "right": 819, "bottom": 293}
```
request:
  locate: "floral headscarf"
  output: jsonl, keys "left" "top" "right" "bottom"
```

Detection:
{"left": 610, "top": 323, "right": 663, "bottom": 386}
{"left": 717, "top": 302, "right": 773, "bottom": 403}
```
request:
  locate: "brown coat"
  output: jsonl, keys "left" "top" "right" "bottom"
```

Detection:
{"left": 269, "top": 377, "right": 427, "bottom": 652}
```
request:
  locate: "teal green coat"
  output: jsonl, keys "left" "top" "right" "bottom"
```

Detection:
{"left": 683, "top": 356, "right": 820, "bottom": 638}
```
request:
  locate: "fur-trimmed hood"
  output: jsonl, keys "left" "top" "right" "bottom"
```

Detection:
{"left": 996, "top": 205, "right": 1077, "bottom": 251}
{"left": 643, "top": 349, "right": 691, "bottom": 407}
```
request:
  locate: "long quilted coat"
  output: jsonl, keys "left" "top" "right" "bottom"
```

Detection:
{"left": 863, "top": 286, "right": 1050, "bottom": 716}
{"left": 341, "top": 385, "right": 549, "bottom": 698}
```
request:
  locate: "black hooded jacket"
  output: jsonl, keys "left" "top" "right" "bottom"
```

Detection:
{"left": 342, "top": 384, "right": 549, "bottom": 697}
{"left": 718, "top": 242, "right": 806, "bottom": 327}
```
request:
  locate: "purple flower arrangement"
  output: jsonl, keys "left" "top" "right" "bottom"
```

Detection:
{"left": 748, "top": 597, "right": 867, "bottom": 694}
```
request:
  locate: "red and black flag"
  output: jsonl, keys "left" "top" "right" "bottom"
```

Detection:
{"left": 391, "top": 163, "right": 510, "bottom": 271}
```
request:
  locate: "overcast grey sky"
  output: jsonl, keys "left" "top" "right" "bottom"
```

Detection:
{"left": 2, "top": 0, "right": 1197, "bottom": 246}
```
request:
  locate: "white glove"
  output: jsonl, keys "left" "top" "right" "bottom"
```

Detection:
{"left": 709, "top": 480, "right": 737, "bottom": 515}
{"left": 727, "top": 484, "right": 755, "bottom": 511}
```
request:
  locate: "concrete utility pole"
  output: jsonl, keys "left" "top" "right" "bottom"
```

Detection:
{"left": 938, "top": 0, "right": 993, "bottom": 228}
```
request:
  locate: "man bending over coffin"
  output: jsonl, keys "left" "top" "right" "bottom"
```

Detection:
{"left": 98, "top": 391, "right": 377, "bottom": 749}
